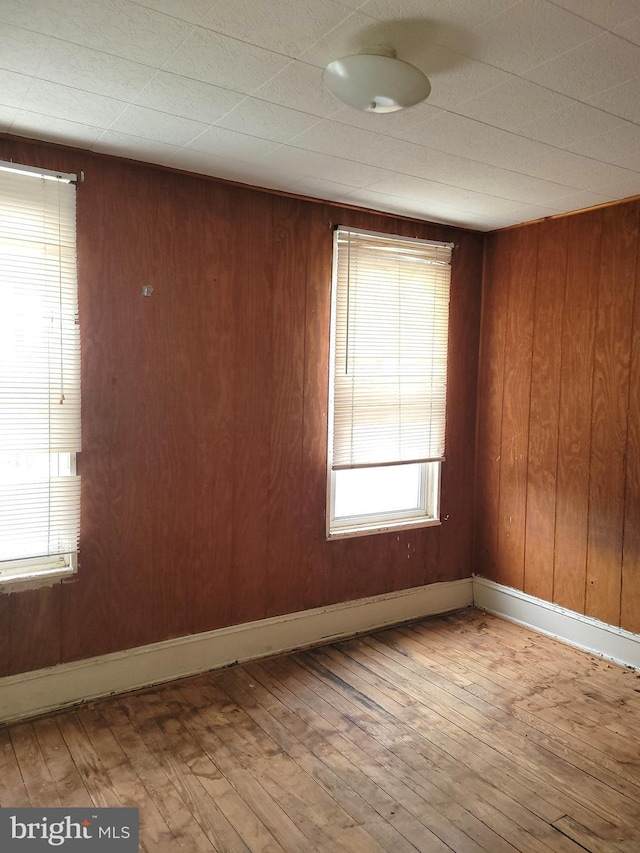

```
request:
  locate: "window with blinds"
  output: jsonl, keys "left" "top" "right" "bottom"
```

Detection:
{"left": 327, "top": 226, "right": 452, "bottom": 538}
{"left": 0, "top": 162, "right": 81, "bottom": 585}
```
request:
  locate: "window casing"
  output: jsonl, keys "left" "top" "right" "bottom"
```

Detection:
{"left": 327, "top": 227, "right": 452, "bottom": 538}
{"left": 0, "top": 162, "right": 81, "bottom": 586}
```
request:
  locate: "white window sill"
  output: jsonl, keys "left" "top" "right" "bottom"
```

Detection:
{"left": 0, "top": 566, "right": 76, "bottom": 594}
{"left": 328, "top": 516, "right": 441, "bottom": 540}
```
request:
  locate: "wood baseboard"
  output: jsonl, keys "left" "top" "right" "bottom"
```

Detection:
{"left": 473, "top": 575, "right": 640, "bottom": 670}
{"left": 0, "top": 578, "right": 473, "bottom": 724}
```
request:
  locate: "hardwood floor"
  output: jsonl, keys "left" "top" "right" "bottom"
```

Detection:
{"left": 2, "top": 609, "right": 639, "bottom": 852}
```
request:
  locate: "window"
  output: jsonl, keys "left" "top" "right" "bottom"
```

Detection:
{"left": 327, "top": 227, "right": 452, "bottom": 538}
{"left": 0, "top": 162, "right": 81, "bottom": 586}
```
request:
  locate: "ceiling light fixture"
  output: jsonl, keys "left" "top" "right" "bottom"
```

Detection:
{"left": 323, "top": 46, "right": 431, "bottom": 113}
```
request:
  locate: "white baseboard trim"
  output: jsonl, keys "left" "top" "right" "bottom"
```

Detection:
{"left": 473, "top": 575, "right": 640, "bottom": 670}
{"left": 0, "top": 578, "right": 472, "bottom": 724}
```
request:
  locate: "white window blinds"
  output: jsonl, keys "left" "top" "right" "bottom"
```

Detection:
{"left": 0, "top": 163, "right": 81, "bottom": 570}
{"left": 330, "top": 227, "right": 452, "bottom": 470}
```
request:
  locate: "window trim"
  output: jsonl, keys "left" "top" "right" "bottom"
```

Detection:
{"left": 0, "top": 161, "right": 80, "bottom": 591}
{"left": 327, "top": 460, "right": 442, "bottom": 540}
{"left": 326, "top": 225, "right": 451, "bottom": 539}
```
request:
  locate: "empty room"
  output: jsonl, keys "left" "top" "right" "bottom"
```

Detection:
{"left": 0, "top": 1, "right": 639, "bottom": 851}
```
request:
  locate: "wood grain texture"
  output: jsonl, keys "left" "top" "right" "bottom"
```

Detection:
{"left": 477, "top": 201, "right": 640, "bottom": 631}
{"left": 265, "top": 197, "right": 308, "bottom": 619}
{"left": 585, "top": 202, "right": 638, "bottom": 625}
{"left": 0, "top": 137, "right": 483, "bottom": 676}
{"left": 524, "top": 218, "right": 567, "bottom": 601}
{"left": 440, "top": 233, "right": 484, "bottom": 580}
{"left": 474, "top": 232, "right": 510, "bottom": 580}
{"left": 496, "top": 225, "right": 537, "bottom": 589}
{"left": 554, "top": 212, "right": 601, "bottom": 614}
{"left": 621, "top": 225, "right": 640, "bottom": 633}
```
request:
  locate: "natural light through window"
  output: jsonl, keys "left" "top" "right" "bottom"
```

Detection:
{"left": 0, "top": 162, "right": 81, "bottom": 584}
{"left": 327, "top": 227, "right": 452, "bottom": 538}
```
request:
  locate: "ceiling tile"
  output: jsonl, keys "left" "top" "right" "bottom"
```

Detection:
{"left": 568, "top": 123, "right": 640, "bottom": 162}
{"left": 360, "top": 0, "right": 520, "bottom": 42}
{"left": 20, "top": 79, "right": 127, "bottom": 126}
{"left": 475, "top": 200, "right": 561, "bottom": 220}
{"left": 185, "top": 125, "right": 280, "bottom": 159}
{"left": 460, "top": 213, "right": 516, "bottom": 230}
{"left": 302, "top": 155, "right": 397, "bottom": 187}
{"left": 13, "top": 0, "right": 197, "bottom": 66}
{"left": 200, "top": 0, "right": 353, "bottom": 57}
{"left": 260, "top": 145, "right": 399, "bottom": 192}
{"left": 365, "top": 135, "right": 452, "bottom": 176}
{"left": 424, "top": 49, "right": 512, "bottom": 109}
{"left": 519, "top": 148, "right": 598, "bottom": 181}
{"left": 586, "top": 77, "right": 640, "bottom": 124}
{"left": 109, "top": 105, "right": 210, "bottom": 146}
{"left": 549, "top": 0, "right": 640, "bottom": 30}
{"left": 331, "top": 0, "right": 368, "bottom": 8}
{"left": 584, "top": 174, "right": 640, "bottom": 199}
{"left": 133, "top": 72, "right": 245, "bottom": 124}
{"left": 291, "top": 120, "right": 388, "bottom": 164}
{"left": 0, "top": 0, "right": 68, "bottom": 34}
{"left": 399, "top": 112, "right": 555, "bottom": 171}
{"left": 129, "top": 0, "right": 216, "bottom": 24}
{"left": 259, "top": 145, "right": 343, "bottom": 176}
{"left": 0, "top": 69, "right": 32, "bottom": 108}
{"left": 217, "top": 99, "right": 320, "bottom": 143}
{"left": 0, "top": 24, "right": 52, "bottom": 75}
{"left": 452, "top": 77, "right": 574, "bottom": 131}
{"left": 350, "top": 187, "right": 499, "bottom": 228}
{"left": 471, "top": 0, "right": 600, "bottom": 74}
{"left": 287, "top": 176, "right": 359, "bottom": 202}
{"left": 329, "top": 101, "right": 442, "bottom": 137}
{"left": 446, "top": 165, "right": 577, "bottom": 205}
{"left": 525, "top": 32, "right": 640, "bottom": 100}
{"left": 613, "top": 149, "right": 640, "bottom": 172}
{"left": 92, "top": 130, "right": 179, "bottom": 161}
{"left": 35, "top": 39, "right": 155, "bottom": 101}
{"left": 364, "top": 173, "right": 501, "bottom": 212}
{"left": 516, "top": 101, "right": 626, "bottom": 147}
{"left": 252, "top": 61, "right": 344, "bottom": 117}
{"left": 168, "top": 149, "right": 302, "bottom": 188}
{"left": 614, "top": 14, "right": 640, "bottom": 45}
{"left": 163, "top": 28, "right": 290, "bottom": 94}
{"left": 10, "top": 110, "right": 103, "bottom": 147}
{"left": 0, "top": 106, "right": 18, "bottom": 131}
{"left": 297, "top": 11, "right": 386, "bottom": 68}
{"left": 541, "top": 189, "right": 621, "bottom": 211}
{"left": 164, "top": 149, "right": 246, "bottom": 178}
{"left": 558, "top": 160, "right": 640, "bottom": 191}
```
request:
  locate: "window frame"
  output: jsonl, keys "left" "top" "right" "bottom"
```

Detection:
{"left": 327, "top": 460, "right": 442, "bottom": 539}
{"left": 326, "top": 226, "right": 452, "bottom": 540}
{"left": 0, "top": 161, "right": 80, "bottom": 590}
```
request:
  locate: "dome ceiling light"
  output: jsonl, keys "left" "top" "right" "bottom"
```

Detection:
{"left": 322, "top": 46, "right": 431, "bottom": 113}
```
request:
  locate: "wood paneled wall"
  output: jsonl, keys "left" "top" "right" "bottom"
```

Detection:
{"left": 0, "top": 137, "right": 483, "bottom": 677}
{"left": 477, "top": 201, "right": 640, "bottom": 633}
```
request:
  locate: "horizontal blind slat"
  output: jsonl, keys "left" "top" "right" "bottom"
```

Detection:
{"left": 0, "top": 165, "right": 81, "bottom": 566}
{"left": 330, "top": 227, "right": 451, "bottom": 469}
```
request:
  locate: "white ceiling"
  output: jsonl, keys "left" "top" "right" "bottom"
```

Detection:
{"left": 3, "top": 0, "right": 640, "bottom": 231}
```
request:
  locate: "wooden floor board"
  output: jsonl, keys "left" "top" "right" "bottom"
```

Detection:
{"left": 0, "top": 609, "right": 638, "bottom": 852}
{"left": 293, "top": 648, "right": 590, "bottom": 853}
{"left": 342, "top": 630, "right": 640, "bottom": 796}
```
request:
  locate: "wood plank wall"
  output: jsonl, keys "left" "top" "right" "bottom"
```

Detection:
{"left": 0, "top": 137, "right": 483, "bottom": 677}
{"left": 476, "top": 200, "right": 640, "bottom": 633}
